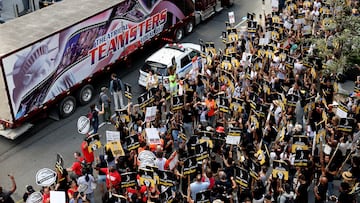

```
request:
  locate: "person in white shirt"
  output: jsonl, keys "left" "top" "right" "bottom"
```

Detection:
{"left": 155, "top": 151, "right": 167, "bottom": 171}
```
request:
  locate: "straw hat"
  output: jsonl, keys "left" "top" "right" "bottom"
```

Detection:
{"left": 342, "top": 171, "right": 355, "bottom": 181}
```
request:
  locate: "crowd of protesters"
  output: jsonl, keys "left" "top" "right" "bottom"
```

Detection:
{"left": 2, "top": 0, "right": 360, "bottom": 203}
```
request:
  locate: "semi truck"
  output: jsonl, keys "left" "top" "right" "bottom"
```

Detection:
{"left": 0, "top": 0, "right": 232, "bottom": 139}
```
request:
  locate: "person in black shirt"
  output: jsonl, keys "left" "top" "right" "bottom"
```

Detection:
{"left": 0, "top": 175, "right": 16, "bottom": 203}
{"left": 182, "top": 103, "right": 194, "bottom": 139}
{"left": 314, "top": 176, "right": 328, "bottom": 203}
{"left": 295, "top": 174, "right": 308, "bottom": 203}
{"left": 337, "top": 182, "right": 355, "bottom": 203}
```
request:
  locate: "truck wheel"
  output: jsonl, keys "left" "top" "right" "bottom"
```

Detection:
{"left": 174, "top": 27, "right": 184, "bottom": 42}
{"left": 59, "top": 96, "right": 76, "bottom": 118}
{"left": 185, "top": 20, "right": 194, "bottom": 34}
{"left": 77, "top": 84, "right": 94, "bottom": 105}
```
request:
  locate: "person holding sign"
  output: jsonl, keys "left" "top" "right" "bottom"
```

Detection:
{"left": 0, "top": 174, "right": 16, "bottom": 203}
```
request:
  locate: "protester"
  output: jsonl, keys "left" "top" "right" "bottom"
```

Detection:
{"left": 17, "top": 1, "right": 360, "bottom": 203}
{"left": 0, "top": 174, "right": 16, "bottom": 203}
{"left": 109, "top": 73, "right": 125, "bottom": 110}
{"left": 99, "top": 87, "right": 111, "bottom": 123}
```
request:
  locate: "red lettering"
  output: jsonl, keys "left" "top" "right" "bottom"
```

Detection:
{"left": 160, "top": 9, "right": 167, "bottom": 24}
{"left": 98, "top": 43, "right": 107, "bottom": 60}
{"left": 145, "top": 17, "right": 153, "bottom": 33}
{"left": 130, "top": 26, "right": 137, "bottom": 42}
{"left": 88, "top": 47, "right": 98, "bottom": 65}
{"left": 117, "top": 30, "right": 129, "bottom": 47}
{"left": 138, "top": 21, "right": 146, "bottom": 37}
{"left": 152, "top": 13, "right": 160, "bottom": 27}
{"left": 108, "top": 38, "right": 117, "bottom": 55}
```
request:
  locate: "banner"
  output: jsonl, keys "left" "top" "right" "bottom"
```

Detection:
{"left": 124, "top": 83, "right": 132, "bottom": 99}
{"left": 138, "top": 88, "right": 156, "bottom": 109}
{"left": 158, "top": 170, "right": 176, "bottom": 187}
{"left": 106, "top": 141, "right": 125, "bottom": 157}
{"left": 26, "top": 191, "right": 43, "bottom": 203}
{"left": 226, "top": 127, "right": 241, "bottom": 145}
{"left": 126, "top": 134, "right": 140, "bottom": 151}
{"left": 218, "top": 97, "right": 230, "bottom": 113}
{"left": 55, "top": 153, "right": 64, "bottom": 173}
{"left": 336, "top": 102, "right": 349, "bottom": 118}
{"left": 235, "top": 167, "right": 249, "bottom": 189}
{"left": 183, "top": 156, "right": 197, "bottom": 175}
{"left": 286, "top": 94, "right": 299, "bottom": 107}
{"left": 294, "top": 150, "right": 310, "bottom": 167}
{"left": 145, "top": 106, "right": 157, "bottom": 122}
{"left": 106, "top": 130, "right": 120, "bottom": 142}
{"left": 36, "top": 168, "right": 57, "bottom": 187}
{"left": 196, "top": 190, "right": 211, "bottom": 203}
{"left": 291, "top": 135, "right": 309, "bottom": 153}
{"left": 172, "top": 95, "right": 184, "bottom": 111}
{"left": 272, "top": 160, "right": 289, "bottom": 180}
{"left": 195, "top": 142, "right": 209, "bottom": 161}
{"left": 337, "top": 118, "right": 355, "bottom": 133}
{"left": 138, "top": 168, "right": 155, "bottom": 188}
{"left": 87, "top": 133, "right": 102, "bottom": 152}
{"left": 160, "top": 186, "right": 173, "bottom": 203}
{"left": 120, "top": 172, "right": 137, "bottom": 188}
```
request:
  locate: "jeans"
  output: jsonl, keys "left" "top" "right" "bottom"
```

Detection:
{"left": 183, "top": 122, "right": 193, "bottom": 139}
{"left": 327, "top": 181, "right": 334, "bottom": 196}
{"left": 207, "top": 115, "right": 215, "bottom": 127}
{"left": 112, "top": 91, "right": 124, "bottom": 110}
{"left": 172, "top": 129, "right": 179, "bottom": 149}
{"left": 86, "top": 192, "right": 95, "bottom": 203}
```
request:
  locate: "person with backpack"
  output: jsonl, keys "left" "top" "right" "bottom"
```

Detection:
{"left": 109, "top": 73, "right": 125, "bottom": 110}
{"left": 77, "top": 169, "right": 96, "bottom": 203}
{"left": 0, "top": 174, "right": 16, "bottom": 203}
{"left": 88, "top": 103, "right": 104, "bottom": 134}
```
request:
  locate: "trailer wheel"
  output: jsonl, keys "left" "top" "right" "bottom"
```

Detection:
{"left": 59, "top": 96, "right": 76, "bottom": 118}
{"left": 185, "top": 20, "right": 194, "bottom": 34}
{"left": 77, "top": 84, "right": 94, "bottom": 105}
{"left": 174, "top": 27, "right": 184, "bottom": 42}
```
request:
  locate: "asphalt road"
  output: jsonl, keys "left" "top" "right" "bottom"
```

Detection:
{"left": 0, "top": 0, "right": 355, "bottom": 202}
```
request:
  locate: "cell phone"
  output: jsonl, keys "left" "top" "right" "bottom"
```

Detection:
{"left": 74, "top": 192, "right": 79, "bottom": 197}
{"left": 80, "top": 192, "right": 84, "bottom": 197}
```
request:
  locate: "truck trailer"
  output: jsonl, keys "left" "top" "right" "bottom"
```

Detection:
{"left": 0, "top": 0, "right": 232, "bottom": 139}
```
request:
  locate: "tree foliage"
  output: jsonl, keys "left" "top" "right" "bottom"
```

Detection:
{"left": 310, "top": 0, "right": 360, "bottom": 73}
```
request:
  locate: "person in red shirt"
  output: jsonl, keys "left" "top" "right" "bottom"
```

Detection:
{"left": 42, "top": 186, "right": 50, "bottom": 203}
{"left": 66, "top": 151, "right": 84, "bottom": 179}
{"left": 81, "top": 138, "right": 94, "bottom": 164}
{"left": 99, "top": 166, "right": 121, "bottom": 191}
